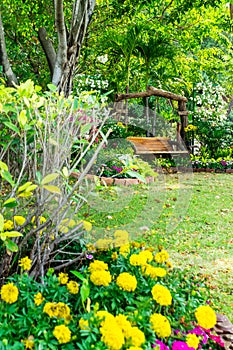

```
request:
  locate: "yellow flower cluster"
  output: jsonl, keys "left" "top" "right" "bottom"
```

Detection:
{"left": 114, "top": 230, "right": 129, "bottom": 247}
{"left": 116, "top": 272, "right": 137, "bottom": 292}
{"left": 14, "top": 215, "right": 26, "bottom": 226}
{"left": 186, "top": 333, "right": 199, "bottom": 349}
{"left": 100, "top": 317, "right": 125, "bottom": 350}
{"left": 79, "top": 318, "right": 89, "bottom": 330}
{"left": 1, "top": 282, "right": 19, "bottom": 304}
{"left": 184, "top": 124, "right": 197, "bottom": 132}
{"left": 98, "top": 311, "right": 145, "bottom": 350}
{"left": 53, "top": 324, "right": 71, "bottom": 344}
{"left": 34, "top": 292, "right": 45, "bottom": 306}
{"left": 58, "top": 272, "right": 69, "bottom": 284}
{"left": 143, "top": 265, "right": 167, "bottom": 279}
{"left": 119, "top": 244, "right": 130, "bottom": 257}
{"left": 154, "top": 250, "right": 169, "bottom": 263}
{"left": 151, "top": 284, "right": 172, "bottom": 306}
{"left": 3, "top": 220, "right": 14, "bottom": 231}
{"left": 89, "top": 259, "right": 112, "bottom": 286}
{"left": 88, "top": 260, "right": 108, "bottom": 273}
{"left": 95, "top": 238, "right": 112, "bottom": 250}
{"left": 90, "top": 270, "right": 112, "bottom": 286}
{"left": 150, "top": 313, "right": 171, "bottom": 338}
{"left": 67, "top": 280, "right": 79, "bottom": 294}
{"left": 18, "top": 256, "right": 32, "bottom": 271}
{"left": 21, "top": 337, "right": 34, "bottom": 349}
{"left": 194, "top": 305, "right": 217, "bottom": 329}
{"left": 43, "top": 302, "right": 71, "bottom": 320}
{"left": 130, "top": 250, "right": 153, "bottom": 266}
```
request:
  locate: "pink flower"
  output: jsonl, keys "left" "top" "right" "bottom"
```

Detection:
{"left": 152, "top": 340, "right": 169, "bottom": 350}
{"left": 172, "top": 341, "right": 194, "bottom": 350}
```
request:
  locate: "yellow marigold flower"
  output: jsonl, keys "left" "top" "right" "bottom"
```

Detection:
{"left": 3, "top": 220, "right": 14, "bottom": 231}
{"left": 19, "top": 256, "right": 32, "bottom": 271}
{"left": 14, "top": 215, "right": 26, "bottom": 226}
{"left": 111, "top": 251, "right": 118, "bottom": 260}
{"left": 90, "top": 270, "right": 112, "bottom": 286}
{"left": 128, "top": 326, "right": 145, "bottom": 347}
{"left": 58, "top": 272, "right": 69, "bottom": 284}
{"left": 116, "top": 272, "right": 137, "bottom": 292}
{"left": 34, "top": 292, "right": 45, "bottom": 306}
{"left": 67, "top": 280, "right": 79, "bottom": 294}
{"left": 79, "top": 318, "right": 89, "bottom": 330}
{"left": 127, "top": 347, "right": 143, "bottom": 350}
{"left": 115, "top": 314, "right": 132, "bottom": 338}
{"left": 83, "top": 220, "right": 92, "bottom": 232}
{"left": 151, "top": 284, "right": 172, "bottom": 306}
{"left": 143, "top": 265, "right": 167, "bottom": 279}
{"left": 119, "top": 244, "right": 130, "bottom": 257}
{"left": 96, "top": 310, "right": 115, "bottom": 325}
{"left": 95, "top": 238, "right": 112, "bottom": 250}
{"left": 150, "top": 313, "right": 171, "bottom": 338}
{"left": 129, "top": 253, "right": 147, "bottom": 266}
{"left": 186, "top": 333, "right": 199, "bottom": 349}
{"left": 100, "top": 319, "right": 125, "bottom": 350}
{"left": 194, "top": 305, "right": 217, "bottom": 329}
{"left": 53, "top": 324, "right": 71, "bottom": 344}
{"left": 1, "top": 282, "right": 19, "bottom": 304}
{"left": 154, "top": 250, "right": 169, "bottom": 264}
{"left": 138, "top": 250, "right": 153, "bottom": 262}
{"left": 166, "top": 261, "right": 173, "bottom": 269}
{"left": 131, "top": 241, "right": 140, "bottom": 248}
{"left": 21, "top": 336, "right": 34, "bottom": 349}
{"left": 114, "top": 230, "right": 129, "bottom": 247}
{"left": 88, "top": 260, "right": 108, "bottom": 273}
{"left": 43, "top": 302, "right": 71, "bottom": 320}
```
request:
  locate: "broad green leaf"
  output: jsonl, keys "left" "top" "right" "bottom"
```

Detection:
{"left": 23, "top": 97, "right": 30, "bottom": 107}
{"left": 0, "top": 214, "right": 4, "bottom": 232}
{"left": 62, "top": 167, "right": 69, "bottom": 178}
{"left": 80, "top": 280, "right": 90, "bottom": 305}
{"left": 3, "top": 198, "right": 17, "bottom": 208}
{"left": 126, "top": 170, "right": 146, "bottom": 183}
{"left": 1, "top": 170, "right": 15, "bottom": 186}
{"left": 25, "top": 184, "right": 38, "bottom": 192}
{"left": 3, "top": 121, "right": 20, "bottom": 134}
{"left": 70, "top": 270, "right": 86, "bottom": 281}
{"left": 0, "top": 161, "right": 8, "bottom": 171}
{"left": 17, "top": 182, "right": 33, "bottom": 193}
{"left": 1, "top": 231, "right": 22, "bottom": 241}
{"left": 47, "top": 84, "right": 57, "bottom": 92}
{"left": 43, "top": 185, "right": 61, "bottom": 194}
{"left": 41, "top": 173, "right": 59, "bottom": 185}
{"left": 18, "top": 110, "right": 27, "bottom": 128}
{"left": 5, "top": 239, "right": 18, "bottom": 252}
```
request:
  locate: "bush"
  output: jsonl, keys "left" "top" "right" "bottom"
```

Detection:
{"left": 0, "top": 232, "right": 224, "bottom": 349}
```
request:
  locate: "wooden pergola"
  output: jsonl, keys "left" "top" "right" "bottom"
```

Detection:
{"left": 114, "top": 85, "right": 189, "bottom": 145}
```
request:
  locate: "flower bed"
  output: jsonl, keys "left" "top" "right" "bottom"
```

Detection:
{"left": 0, "top": 230, "right": 227, "bottom": 349}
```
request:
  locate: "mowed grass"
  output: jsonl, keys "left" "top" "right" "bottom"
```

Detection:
{"left": 79, "top": 173, "right": 233, "bottom": 321}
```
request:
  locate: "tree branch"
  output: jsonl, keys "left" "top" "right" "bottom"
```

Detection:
{"left": 52, "top": 0, "right": 68, "bottom": 86}
{"left": 0, "top": 12, "right": 18, "bottom": 86}
{"left": 38, "top": 27, "right": 56, "bottom": 78}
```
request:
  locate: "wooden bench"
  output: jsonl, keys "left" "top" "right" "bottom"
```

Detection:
{"left": 127, "top": 137, "right": 189, "bottom": 157}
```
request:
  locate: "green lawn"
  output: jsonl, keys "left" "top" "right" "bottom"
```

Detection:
{"left": 80, "top": 173, "right": 233, "bottom": 321}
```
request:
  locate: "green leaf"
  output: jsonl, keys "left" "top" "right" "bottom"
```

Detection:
{"left": 17, "top": 110, "right": 27, "bottom": 128}
{"left": 70, "top": 270, "right": 86, "bottom": 281}
{"left": 41, "top": 173, "right": 59, "bottom": 185}
{"left": 3, "top": 198, "right": 17, "bottom": 208}
{"left": 5, "top": 239, "right": 18, "bottom": 252}
{"left": 3, "top": 121, "right": 20, "bottom": 134}
{"left": 17, "top": 182, "right": 32, "bottom": 193}
{"left": 0, "top": 161, "right": 8, "bottom": 171}
{"left": 47, "top": 84, "right": 57, "bottom": 92}
{"left": 0, "top": 214, "right": 4, "bottom": 232}
{"left": 80, "top": 280, "right": 90, "bottom": 305}
{"left": 1, "top": 170, "right": 15, "bottom": 186}
{"left": 43, "top": 185, "right": 61, "bottom": 194}
{"left": 126, "top": 170, "right": 146, "bottom": 183}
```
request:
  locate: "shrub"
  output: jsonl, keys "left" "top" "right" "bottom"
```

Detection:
{"left": 0, "top": 233, "right": 225, "bottom": 349}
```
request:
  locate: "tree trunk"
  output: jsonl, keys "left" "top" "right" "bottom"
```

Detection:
{"left": 0, "top": 12, "right": 18, "bottom": 86}
{"left": 52, "top": 0, "right": 96, "bottom": 96}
